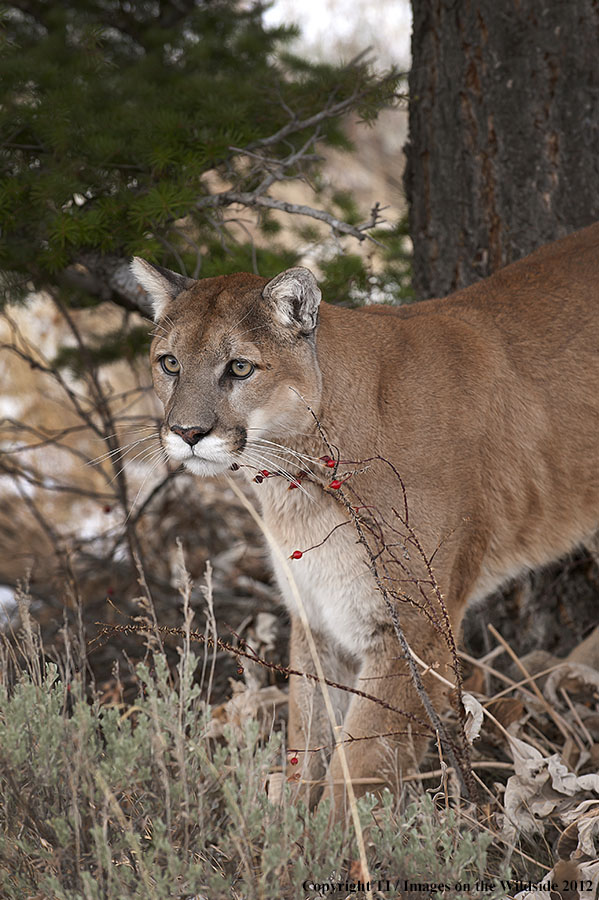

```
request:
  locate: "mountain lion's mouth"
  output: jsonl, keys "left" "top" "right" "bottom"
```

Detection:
{"left": 163, "top": 432, "right": 233, "bottom": 476}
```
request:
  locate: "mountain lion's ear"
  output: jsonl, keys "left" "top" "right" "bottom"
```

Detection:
{"left": 262, "top": 267, "right": 321, "bottom": 334}
{"left": 130, "top": 258, "right": 193, "bottom": 320}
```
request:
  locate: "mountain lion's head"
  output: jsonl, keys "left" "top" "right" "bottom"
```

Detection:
{"left": 131, "top": 260, "right": 323, "bottom": 476}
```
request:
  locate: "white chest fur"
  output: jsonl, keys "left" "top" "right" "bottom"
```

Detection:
{"left": 254, "top": 479, "right": 382, "bottom": 656}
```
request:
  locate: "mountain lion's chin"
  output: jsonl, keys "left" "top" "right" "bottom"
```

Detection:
{"left": 182, "top": 455, "right": 231, "bottom": 477}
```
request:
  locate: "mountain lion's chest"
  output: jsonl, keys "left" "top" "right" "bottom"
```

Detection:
{"left": 257, "top": 481, "right": 383, "bottom": 655}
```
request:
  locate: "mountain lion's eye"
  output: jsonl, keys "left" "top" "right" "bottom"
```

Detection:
{"left": 229, "top": 359, "right": 254, "bottom": 379}
{"left": 160, "top": 354, "right": 180, "bottom": 375}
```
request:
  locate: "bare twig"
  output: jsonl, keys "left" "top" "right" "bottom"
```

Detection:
{"left": 194, "top": 191, "right": 385, "bottom": 243}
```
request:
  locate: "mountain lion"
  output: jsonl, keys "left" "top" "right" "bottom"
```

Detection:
{"left": 132, "top": 222, "right": 599, "bottom": 810}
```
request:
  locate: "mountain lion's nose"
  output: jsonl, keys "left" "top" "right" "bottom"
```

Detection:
{"left": 170, "top": 424, "right": 212, "bottom": 446}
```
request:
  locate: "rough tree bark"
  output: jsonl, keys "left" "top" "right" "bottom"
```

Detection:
{"left": 405, "top": 0, "right": 599, "bottom": 299}
{"left": 404, "top": 0, "right": 599, "bottom": 657}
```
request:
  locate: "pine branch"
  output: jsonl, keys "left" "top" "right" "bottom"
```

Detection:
{"left": 62, "top": 191, "right": 384, "bottom": 315}
{"left": 62, "top": 255, "right": 153, "bottom": 317}
{"left": 247, "top": 77, "right": 399, "bottom": 153}
{"left": 7, "top": 0, "right": 199, "bottom": 49}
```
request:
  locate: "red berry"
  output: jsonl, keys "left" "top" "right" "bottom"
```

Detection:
{"left": 329, "top": 479, "right": 342, "bottom": 489}
{"left": 103, "top": 505, "right": 112, "bottom": 513}
{"left": 319, "top": 455, "right": 332, "bottom": 463}
{"left": 326, "top": 459, "right": 336, "bottom": 468}
{"left": 290, "top": 756, "right": 299, "bottom": 765}
{"left": 288, "top": 481, "right": 299, "bottom": 490}
{"left": 254, "top": 474, "right": 263, "bottom": 483}
{"left": 290, "top": 550, "right": 303, "bottom": 560}
{"left": 260, "top": 469, "right": 270, "bottom": 477}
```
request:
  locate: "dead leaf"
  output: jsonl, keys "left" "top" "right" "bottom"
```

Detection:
{"left": 558, "top": 800, "right": 599, "bottom": 859}
{"left": 566, "top": 625, "right": 599, "bottom": 670}
{"left": 253, "top": 611, "right": 278, "bottom": 650}
{"left": 486, "top": 697, "right": 526, "bottom": 731}
{"left": 462, "top": 692, "right": 483, "bottom": 743}
{"left": 514, "top": 860, "right": 599, "bottom": 900}
{"left": 560, "top": 737, "right": 581, "bottom": 772}
{"left": 266, "top": 772, "right": 285, "bottom": 804}
{"left": 545, "top": 663, "right": 599, "bottom": 709}
{"left": 501, "top": 736, "right": 599, "bottom": 844}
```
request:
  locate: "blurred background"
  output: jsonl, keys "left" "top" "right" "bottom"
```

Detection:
{"left": 0, "top": 0, "right": 414, "bottom": 702}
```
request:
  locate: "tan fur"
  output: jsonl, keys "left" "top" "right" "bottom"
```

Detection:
{"left": 134, "top": 223, "right": 599, "bottom": 812}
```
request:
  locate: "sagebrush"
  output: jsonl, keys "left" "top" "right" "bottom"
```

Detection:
{"left": 0, "top": 592, "right": 512, "bottom": 900}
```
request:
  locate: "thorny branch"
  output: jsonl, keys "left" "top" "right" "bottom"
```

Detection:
{"left": 2, "top": 292, "right": 473, "bottom": 794}
{"left": 275, "top": 395, "right": 475, "bottom": 794}
{"left": 90, "top": 619, "right": 434, "bottom": 738}
{"left": 88, "top": 434, "right": 474, "bottom": 794}
{"left": 344, "top": 497, "right": 475, "bottom": 799}
{"left": 243, "top": 412, "right": 475, "bottom": 797}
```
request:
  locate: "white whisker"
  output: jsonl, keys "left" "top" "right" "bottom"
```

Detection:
{"left": 91, "top": 425, "right": 156, "bottom": 442}
{"left": 241, "top": 448, "right": 294, "bottom": 481}
{"left": 247, "top": 442, "right": 318, "bottom": 479}
{"left": 109, "top": 442, "right": 162, "bottom": 483}
{"left": 248, "top": 441, "right": 321, "bottom": 479}
{"left": 150, "top": 318, "right": 171, "bottom": 335}
{"left": 226, "top": 303, "right": 258, "bottom": 336}
{"left": 251, "top": 438, "right": 321, "bottom": 466}
{"left": 234, "top": 323, "right": 270, "bottom": 338}
{"left": 86, "top": 433, "right": 160, "bottom": 467}
{"left": 245, "top": 427, "right": 319, "bottom": 439}
{"left": 124, "top": 449, "right": 169, "bottom": 523}
{"left": 240, "top": 448, "right": 313, "bottom": 499}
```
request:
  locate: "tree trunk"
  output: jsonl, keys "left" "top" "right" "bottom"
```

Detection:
{"left": 404, "top": 0, "right": 599, "bottom": 658}
{"left": 405, "top": 0, "right": 599, "bottom": 300}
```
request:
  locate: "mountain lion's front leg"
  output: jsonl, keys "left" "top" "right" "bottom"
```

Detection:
{"left": 321, "top": 620, "right": 452, "bottom": 817}
{"left": 287, "top": 615, "right": 358, "bottom": 806}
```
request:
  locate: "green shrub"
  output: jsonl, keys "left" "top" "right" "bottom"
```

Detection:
{"left": 0, "top": 606, "right": 509, "bottom": 899}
